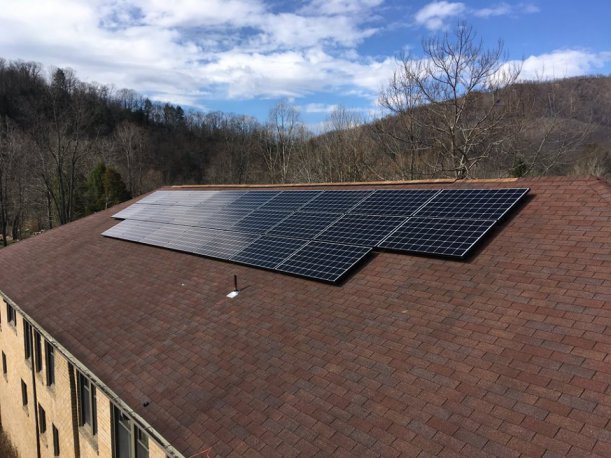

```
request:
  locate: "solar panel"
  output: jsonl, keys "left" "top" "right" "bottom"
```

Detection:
{"left": 225, "top": 191, "right": 281, "bottom": 209}
{"left": 415, "top": 188, "right": 529, "bottom": 220}
{"left": 378, "top": 217, "right": 497, "bottom": 258}
{"left": 105, "top": 187, "right": 529, "bottom": 283}
{"left": 316, "top": 214, "right": 405, "bottom": 246}
{"left": 277, "top": 242, "right": 371, "bottom": 283}
{"left": 351, "top": 189, "right": 439, "bottom": 216}
{"left": 231, "top": 210, "right": 291, "bottom": 233}
{"left": 102, "top": 220, "right": 165, "bottom": 242}
{"left": 192, "top": 229, "right": 258, "bottom": 259}
{"left": 233, "top": 236, "right": 307, "bottom": 269}
{"left": 267, "top": 212, "right": 340, "bottom": 240}
{"left": 301, "top": 190, "right": 374, "bottom": 214}
{"left": 259, "top": 190, "right": 322, "bottom": 212}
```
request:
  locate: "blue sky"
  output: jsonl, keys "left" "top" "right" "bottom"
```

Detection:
{"left": 0, "top": 0, "right": 609, "bottom": 129}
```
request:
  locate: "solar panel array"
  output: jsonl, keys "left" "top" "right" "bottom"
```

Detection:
{"left": 104, "top": 187, "right": 528, "bottom": 283}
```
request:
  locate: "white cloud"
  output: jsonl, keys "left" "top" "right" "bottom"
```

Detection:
{"left": 414, "top": 1, "right": 465, "bottom": 31}
{"left": 474, "top": 2, "right": 539, "bottom": 18}
{"left": 510, "top": 50, "right": 611, "bottom": 81}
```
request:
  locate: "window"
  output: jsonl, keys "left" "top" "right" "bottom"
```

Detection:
{"left": 35, "top": 330, "right": 43, "bottom": 372}
{"left": 38, "top": 404, "right": 47, "bottom": 434}
{"left": 77, "top": 372, "right": 97, "bottom": 434}
{"left": 2, "top": 351, "right": 6, "bottom": 376}
{"left": 21, "top": 380, "right": 28, "bottom": 406}
{"left": 112, "top": 405, "right": 148, "bottom": 458}
{"left": 46, "top": 341, "right": 55, "bottom": 386}
{"left": 52, "top": 425, "right": 60, "bottom": 456}
{"left": 7, "top": 303, "right": 16, "bottom": 326}
{"left": 23, "top": 321, "right": 32, "bottom": 360}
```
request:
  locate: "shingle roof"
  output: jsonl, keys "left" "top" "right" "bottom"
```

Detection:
{"left": 1, "top": 176, "right": 611, "bottom": 457}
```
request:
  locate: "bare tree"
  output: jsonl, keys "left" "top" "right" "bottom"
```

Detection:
{"left": 264, "top": 99, "right": 303, "bottom": 183}
{"left": 379, "top": 22, "right": 521, "bottom": 178}
{"left": 114, "top": 121, "right": 147, "bottom": 196}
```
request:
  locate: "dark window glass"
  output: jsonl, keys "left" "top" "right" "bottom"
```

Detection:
{"left": 135, "top": 426, "right": 149, "bottom": 458}
{"left": 77, "top": 372, "right": 97, "bottom": 435}
{"left": 113, "top": 405, "right": 132, "bottom": 458}
{"left": 38, "top": 404, "right": 47, "bottom": 434}
{"left": 46, "top": 342, "right": 55, "bottom": 385}
{"left": 52, "top": 425, "right": 60, "bottom": 456}
{"left": 2, "top": 351, "right": 6, "bottom": 375}
{"left": 21, "top": 380, "right": 27, "bottom": 406}
{"left": 23, "top": 321, "right": 32, "bottom": 360}
{"left": 34, "top": 331, "right": 42, "bottom": 372}
{"left": 7, "top": 303, "right": 16, "bottom": 325}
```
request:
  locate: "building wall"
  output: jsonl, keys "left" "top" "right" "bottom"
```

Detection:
{"left": 0, "top": 296, "right": 171, "bottom": 458}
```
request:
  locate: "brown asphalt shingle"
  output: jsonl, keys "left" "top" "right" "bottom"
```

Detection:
{"left": 1, "top": 176, "right": 611, "bottom": 457}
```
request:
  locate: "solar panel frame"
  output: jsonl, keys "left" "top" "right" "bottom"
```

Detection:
{"left": 232, "top": 236, "right": 308, "bottom": 269}
{"left": 377, "top": 217, "right": 497, "bottom": 258}
{"left": 267, "top": 212, "right": 341, "bottom": 240}
{"left": 277, "top": 241, "right": 372, "bottom": 283}
{"left": 300, "top": 190, "right": 374, "bottom": 214}
{"left": 315, "top": 213, "right": 406, "bottom": 246}
{"left": 414, "top": 188, "right": 529, "bottom": 220}
{"left": 259, "top": 190, "right": 323, "bottom": 212}
{"left": 350, "top": 189, "right": 441, "bottom": 216}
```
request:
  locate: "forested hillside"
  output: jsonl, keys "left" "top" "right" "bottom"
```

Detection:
{"left": 0, "top": 55, "right": 610, "bottom": 245}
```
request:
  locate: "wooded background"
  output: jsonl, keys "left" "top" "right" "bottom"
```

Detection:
{"left": 1, "top": 25, "right": 610, "bottom": 245}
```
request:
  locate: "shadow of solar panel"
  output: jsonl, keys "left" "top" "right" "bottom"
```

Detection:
{"left": 277, "top": 241, "right": 371, "bottom": 283}
{"left": 231, "top": 210, "right": 291, "bottom": 233}
{"left": 351, "top": 189, "right": 439, "bottom": 216}
{"left": 225, "top": 191, "right": 281, "bottom": 209}
{"left": 267, "top": 212, "right": 340, "bottom": 239}
{"left": 259, "top": 190, "right": 322, "bottom": 211}
{"left": 378, "top": 217, "right": 497, "bottom": 258}
{"left": 316, "top": 214, "right": 405, "bottom": 246}
{"left": 416, "top": 188, "right": 529, "bottom": 220}
{"left": 232, "top": 236, "right": 307, "bottom": 269}
{"left": 301, "top": 190, "right": 374, "bottom": 213}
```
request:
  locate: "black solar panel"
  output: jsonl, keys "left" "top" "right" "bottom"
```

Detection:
{"left": 277, "top": 241, "right": 371, "bottom": 283}
{"left": 233, "top": 236, "right": 307, "bottom": 269}
{"left": 267, "top": 212, "right": 340, "bottom": 240}
{"left": 415, "top": 188, "right": 529, "bottom": 220}
{"left": 316, "top": 214, "right": 405, "bottom": 246}
{"left": 105, "top": 187, "right": 529, "bottom": 283}
{"left": 351, "top": 189, "right": 439, "bottom": 216}
{"left": 225, "top": 191, "right": 281, "bottom": 209}
{"left": 259, "top": 190, "right": 322, "bottom": 211}
{"left": 301, "top": 190, "right": 374, "bottom": 214}
{"left": 378, "top": 217, "right": 497, "bottom": 258}
{"left": 231, "top": 210, "right": 291, "bottom": 233}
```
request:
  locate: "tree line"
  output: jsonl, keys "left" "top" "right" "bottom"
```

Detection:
{"left": 0, "top": 24, "right": 609, "bottom": 245}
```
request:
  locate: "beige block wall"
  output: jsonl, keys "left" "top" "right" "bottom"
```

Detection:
{"left": 0, "top": 296, "right": 173, "bottom": 458}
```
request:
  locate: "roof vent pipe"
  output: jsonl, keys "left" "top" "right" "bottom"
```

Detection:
{"left": 226, "top": 275, "right": 239, "bottom": 298}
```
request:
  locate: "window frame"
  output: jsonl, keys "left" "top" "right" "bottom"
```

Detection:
{"left": 23, "top": 320, "right": 32, "bottom": 361}
{"left": 34, "top": 330, "right": 43, "bottom": 372}
{"left": 6, "top": 303, "right": 16, "bottom": 326}
{"left": 38, "top": 403, "right": 47, "bottom": 434}
{"left": 46, "top": 341, "right": 55, "bottom": 386}
{"left": 77, "top": 372, "right": 97, "bottom": 435}
{"left": 52, "top": 424, "right": 60, "bottom": 456}
{"left": 21, "top": 379, "right": 28, "bottom": 406}
{"left": 112, "top": 404, "right": 149, "bottom": 458}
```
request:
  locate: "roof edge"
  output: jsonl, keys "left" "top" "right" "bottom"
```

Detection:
{"left": 0, "top": 289, "right": 185, "bottom": 458}
{"left": 167, "top": 177, "right": 521, "bottom": 189}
